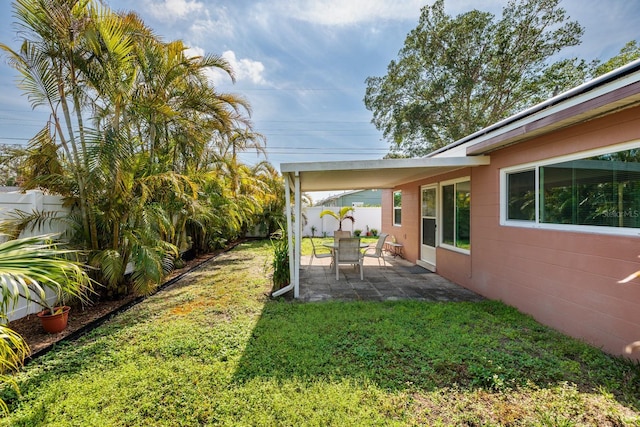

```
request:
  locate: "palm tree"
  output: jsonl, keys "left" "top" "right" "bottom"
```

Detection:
{"left": 320, "top": 206, "right": 356, "bottom": 231}
{"left": 0, "top": 0, "right": 135, "bottom": 251}
{"left": 1, "top": 0, "right": 278, "bottom": 295}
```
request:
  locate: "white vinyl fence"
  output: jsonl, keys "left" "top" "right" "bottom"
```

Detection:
{"left": 0, "top": 190, "right": 70, "bottom": 321}
{"left": 0, "top": 190, "right": 69, "bottom": 239}
{"left": 303, "top": 206, "right": 381, "bottom": 237}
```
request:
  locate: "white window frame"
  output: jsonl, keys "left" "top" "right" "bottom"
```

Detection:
{"left": 500, "top": 139, "right": 640, "bottom": 237}
{"left": 439, "top": 176, "right": 471, "bottom": 255}
{"left": 393, "top": 190, "right": 402, "bottom": 226}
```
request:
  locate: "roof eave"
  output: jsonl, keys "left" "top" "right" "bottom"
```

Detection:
{"left": 428, "top": 58, "right": 640, "bottom": 158}
{"left": 281, "top": 156, "right": 490, "bottom": 192}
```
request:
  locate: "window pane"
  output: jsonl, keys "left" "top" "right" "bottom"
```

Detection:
{"left": 393, "top": 191, "right": 401, "bottom": 208}
{"left": 394, "top": 208, "right": 402, "bottom": 225}
{"left": 507, "top": 170, "right": 535, "bottom": 220}
{"left": 442, "top": 184, "right": 454, "bottom": 245}
{"left": 423, "top": 218, "right": 436, "bottom": 246}
{"left": 540, "top": 148, "right": 640, "bottom": 228}
{"left": 456, "top": 181, "right": 471, "bottom": 249}
{"left": 393, "top": 191, "right": 402, "bottom": 225}
{"left": 422, "top": 188, "right": 436, "bottom": 217}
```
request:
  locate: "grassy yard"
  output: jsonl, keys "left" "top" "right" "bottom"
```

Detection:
{"left": 1, "top": 240, "right": 639, "bottom": 426}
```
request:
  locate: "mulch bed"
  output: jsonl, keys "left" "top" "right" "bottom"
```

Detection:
{"left": 8, "top": 247, "right": 232, "bottom": 359}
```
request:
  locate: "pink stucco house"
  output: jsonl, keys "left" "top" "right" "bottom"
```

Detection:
{"left": 280, "top": 59, "right": 640, "bottom": 359}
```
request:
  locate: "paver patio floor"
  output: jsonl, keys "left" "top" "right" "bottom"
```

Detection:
{"left": 299, "top": 254, "right": 484, "bottom": 303}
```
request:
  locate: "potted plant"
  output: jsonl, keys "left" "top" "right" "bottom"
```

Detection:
{"left": 0, "top": 234, "right": 94, "bottom": 334}
{"left": 354, "top": 229, "right": 362, "bottom": 237}
{"left": 36, "top": 305, "right": 72, "bottom": 334}
{"left": 370, "top": 228, "right": 378, "bottom": 237}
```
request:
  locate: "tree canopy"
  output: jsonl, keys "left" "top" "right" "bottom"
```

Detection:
{"left": 0, "top": 0, "right": 285, "bottom": 297}
{"left": 364, "top": 0, "right": 588, "bottom": 157}
{"left": 591, "top": 40, "right": 640, "bottom": 77}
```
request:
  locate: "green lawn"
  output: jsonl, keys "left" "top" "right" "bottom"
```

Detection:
{"left": 1, "top": 240, "right": 639, "bottom": 426}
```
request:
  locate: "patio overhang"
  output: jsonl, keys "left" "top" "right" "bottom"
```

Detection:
{"left": 275, "top": 155, "right": 490, "bottom": 298}
{"left": 280, "top": 156, "right": 490, "bottom": 192}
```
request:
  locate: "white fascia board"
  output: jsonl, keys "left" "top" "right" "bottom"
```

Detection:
{"left": 280, "top": 156, "right": 489, "bottom": 174}
{"left": 464, "top": 71, "right": 640, "bottom": 149}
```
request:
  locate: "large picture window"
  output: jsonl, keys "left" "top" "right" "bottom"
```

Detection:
{"left": 441, "top": 179, "right": 470, "bottom": 251}
{"left": 502, "top": 143, "right": 640, "bottom": 234}
{"left": 393, "top": 191, "right": 402, "bottom": 226}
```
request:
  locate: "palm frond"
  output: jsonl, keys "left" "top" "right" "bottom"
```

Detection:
{"left": 0, "top": 322, "right": 29, "bottom": 415}
{"left": 0, "top": 234, "right": 94, "bottom": 314}
{"left": 91, "top": 249, "right": 124, "bottom": 288}
{"left": 0, "top": 209, "right": 70, "bottom": 240}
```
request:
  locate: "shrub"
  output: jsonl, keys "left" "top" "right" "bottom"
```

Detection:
{"left": 271, "top": 233, "right": 289, "bottom": 291}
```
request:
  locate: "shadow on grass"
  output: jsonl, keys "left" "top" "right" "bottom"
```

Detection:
{"left": 233, "top": 298, "right": 640, "bottom": 410}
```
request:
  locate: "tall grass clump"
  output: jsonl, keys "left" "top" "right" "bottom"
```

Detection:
{"left": 270, "top": 232, "right": 289, "bottom": 291}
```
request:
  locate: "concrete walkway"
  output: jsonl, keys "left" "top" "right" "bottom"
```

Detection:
{"left": 299, "top": 254, "right": 484, "bottom": 303}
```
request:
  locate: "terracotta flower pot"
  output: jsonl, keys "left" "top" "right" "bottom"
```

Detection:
{"left": 36, "top": 306, "right": 71, "bottom": 334}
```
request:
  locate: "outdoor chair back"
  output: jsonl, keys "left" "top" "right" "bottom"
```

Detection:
{"left": 333, "top": 230, "right": 351, "bottom": 242}
{"left": 363, "top": 233, "right": 389, "bottom": 266}
{"left": 309, "top": 238, "right": 332, "bottom": 266}
{"left": 336, "top": 237, "right": 363, "bottom": 280}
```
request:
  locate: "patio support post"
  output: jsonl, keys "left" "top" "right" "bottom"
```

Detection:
{"left": 271, "top": 174, "right": 300, "bottom": 298}
{"left": 285, "top": 173, "right": 295, "bottom": 293}
{"left": 294, "top": 172, "right": 301, "bottom": 298}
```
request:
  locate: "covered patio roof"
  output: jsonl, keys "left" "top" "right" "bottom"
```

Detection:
{"left": 276, "top": 155, "right": 490, "bottom": 299}
{"left": 280, "top": 156, "right": 490, "bottom": 192}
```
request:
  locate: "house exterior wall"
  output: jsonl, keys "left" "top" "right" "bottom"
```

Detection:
{"left": 320, "top": 189, "right": 382, "bottom": 207}
{"left": 338, "top": 189, "right": 382, "bottom": 207}
{"left": 381, "top": 167, "right": 472, "bottom": 275}
{"left": 381, "top": 106, "right": 640, "bottom": 359}
{"left": 470, "top": 106, "right": 640, "bottom": 359}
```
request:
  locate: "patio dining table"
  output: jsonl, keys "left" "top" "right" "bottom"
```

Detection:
{"left": 322, "top": 241, "right": 370, "bottom": 250}
{"left": 322, "top": 241, "right": 370, "bottom": 271}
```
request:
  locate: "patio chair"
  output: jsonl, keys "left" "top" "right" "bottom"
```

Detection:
{"left": 335, "top": 237, "right": 364, "bottom": 280}
{"left": 362, "top": 233, "right": 389, "bottom": 266}
{"left": 309, "top": 238, "right": 333, "bottom": 267}
{"left": 333, "top": 230, "right": 351, "bottom": 241}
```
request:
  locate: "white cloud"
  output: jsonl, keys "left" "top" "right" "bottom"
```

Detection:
{"left": 184, "top": 46, "right": 205, "bottom": 59}
{"left": 222, "top": 51, "right": 267, "bottom": 85}
{"left": 143, "top": 0, "right": 204, "bottom": 23}
{"left": 268, "top": 0, "right": 425, "bottom": 26}
{"left": 194, "top": 49, "right": 267, "bottom": 86}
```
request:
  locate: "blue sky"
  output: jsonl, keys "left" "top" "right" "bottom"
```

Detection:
{"left": 0, "top": 0, "right": 639, "bottom": 180}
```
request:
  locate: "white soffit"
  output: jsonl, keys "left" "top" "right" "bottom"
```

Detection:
{"left": 281, "top": 156, "right": 490, "bottom": 192}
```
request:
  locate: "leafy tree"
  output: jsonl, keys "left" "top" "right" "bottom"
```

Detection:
{"left": 364, "top": 0, "right": 584, "bottom": 156}
{"left": 591, "top": 40, "right": 640, "bottom": 77}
